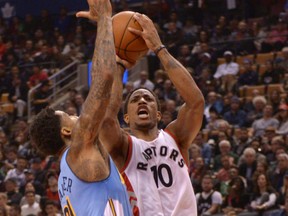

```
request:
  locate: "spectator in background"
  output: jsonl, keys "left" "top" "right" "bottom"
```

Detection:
{"left": 204, "top": 91, "right": 223, "bottom": 123}
{"left": 239, "top": 148, "right": 257, "bottom": 194}
{"left": 205, "top": 107, "right": 224, "bottom": 131}
{"left": 190, "top": 156, "right": 209, "bottom": 194}
{"left": 196, "top": 174, "right": 222, "bottom": 216}
{"left": 268, "top": 153, "right": 288, "bottom": 194}
{"left": 122, "top": 81, "right": 134, "bottom": 101}
{"left": 276, "top": 103, "right": 288, "bottom": 135}
{"left": 215, "top": 155, "right": 232, "bottom": 197}
{"left": 214, "top": 140, "right": 238, "bottom": 172}
{"left": 158, "top": 110, "right": 173, "bottom": 129}
{"left": 234, "top": 127, "right": 251, "bottom": 156}
{"left": 229, "top": 20, "right": 254, "bottom": 55}
{"left": 74, "top": 93, "right": 84, "bottom": 116}
{"left": 262, "top": 20, "right": 288, "bottom": 52}
{"left": 194, "top": 52, "right": 215, "bottom": 79}
{"left": 34, "top": 44, "right": 53, "bottom": 65}
{"left": 4, "top": 155, "right": 27, "bottom": 188}
{"left": 210, "top": 25, "right": 228, "bottom": 57}
{"left": 9, "top": 203, "right": 21, "bottom": 216}
{"left": 133, "top": 70, "right": 154, "bottom": 91}
{"left": 279, "top": 47, "right": 288, "bottom": 73}
{"left": 252, "top": 21, "right": 268, "bottom": 52}
{"left": 193, "top": 132, "right": 212, "bottom": 166}
{"left": 182, "top": 18, "right": 199, "bottom": 44}
{"left": 20, "top": 191, "right": 41, "bottom": 216}
{"left": 245, "top": 95, "right": 267, "bottom": 126}
{"left": 9, "top": 204, "right": 21, "bottom": 216}
{"left": 44, "top": 172, "right": 59, "bottom": 205}
{"left": 8, "top": 75, "right": 29, "bottom": 119}
{"left": 269, "top": 90, "right": 282, "bottom": 115}
{"left": 43, "top": 200, "right": 61, "bottom": 216}
{"left": 252, "top": 104, "right": 279, "bottom": 137}
{"left": 261, "top": 60, "right": 280, "bottom": 85}
{"left": 163, "top": 11, "right": 183, "bottom": 30}
{"left": 162, "top": 79, "right": 177, "bottom": 101}
{"left": 162, "top": 21, "right": 183, "bottom": 56}
{"left": 223, "top": 96, "right": 247, "bottom": 127}
{"left": 28, "top": 65, "right": 48, "bottom": 88}
{"left": 4, "top": 178, "right": 22, "bottom": 205}
{"left": 32, "top": 80, "right": 51, "bottom": 115}
{"left": 0, "top": 193, "right": 10, "bottom": 214}
{"left": 237, "top": 59, "right": 258, "bottom": 87}
{"left": 221, "top": 176, "right": 249, "bottom": 215}
{"left": 64, "top": 106, "right": 77, "bottom": 116}
{"left": 20, "top": 182, "right": 41, "bottom": 206}
{"left": 177, "top": 44, "right": 192, "bottom": 67}
{"left": 250, "top": 174, "right": 278, "bottom": 215}
{"left": 214, "top": 51, "right": 239, "bottom": 92}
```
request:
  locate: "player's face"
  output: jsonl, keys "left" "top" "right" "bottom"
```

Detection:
{"left": 126, "top": 89, "right": 160, "bottom": 129}
{"left": 55, "top": 110, "right": 78, "bottom": 128}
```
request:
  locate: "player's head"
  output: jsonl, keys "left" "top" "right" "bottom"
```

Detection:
{"left": 123, "top": 87, "right": 161, "bottom": 129}
{"left": 29, "top": 107, "right": 78, "bottom": 155}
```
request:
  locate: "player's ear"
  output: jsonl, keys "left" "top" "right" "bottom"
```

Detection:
{"left": 61, "top": 127, "right": 72, "bottom": 137}
{"left": 157, "top": 111, "right": 162, "bottom": 123}
{"left": 124, "top": 114, "right": 129, "bottom": 125}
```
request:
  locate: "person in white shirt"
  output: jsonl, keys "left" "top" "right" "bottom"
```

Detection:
{"left": 21, "top": 191, "right": 41, "bottom": 216}
{"left": 196, "top": 174, "right": 222, "bottom": 216}
{"left": 214, "top": 51, "right": 239, "bottom": 79}
{"left": 214, "top": 51, "right": 239, "bottom": 92}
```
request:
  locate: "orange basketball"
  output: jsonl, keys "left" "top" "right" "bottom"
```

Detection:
{"left": 112, "top": 11, "right": 148, "bottom": 64}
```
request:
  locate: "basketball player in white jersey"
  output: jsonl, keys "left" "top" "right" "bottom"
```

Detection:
{"left": 100, "top": 13, "right": 204, "bottom": 215}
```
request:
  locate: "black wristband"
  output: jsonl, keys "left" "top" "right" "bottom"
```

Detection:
{"left": 116, "top": 62, "right": 126, "bottom": 71}
{"left": 154, "top": 45, "right": 166, "bottom": 56}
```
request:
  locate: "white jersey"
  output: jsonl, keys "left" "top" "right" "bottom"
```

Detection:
{"left": 121, "top": 130, "right": 197, "bottom": 216}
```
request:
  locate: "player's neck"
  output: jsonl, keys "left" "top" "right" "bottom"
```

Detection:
{"left": 131, "top": 127, "right": 159, "bottom": 142}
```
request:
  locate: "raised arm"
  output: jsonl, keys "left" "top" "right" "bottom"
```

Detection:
{"left": 99, "top": 58, "right": 133, "bottom": 169}
{"left": 129, "top": 13, "right": 204, "bottom": 153}
{"left": 71, "top": 0, "right": 115, "bottom": 149}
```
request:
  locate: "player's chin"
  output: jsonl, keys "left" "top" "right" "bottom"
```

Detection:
{"left": 135, "top": 120, "right": 155, "bottom": 129}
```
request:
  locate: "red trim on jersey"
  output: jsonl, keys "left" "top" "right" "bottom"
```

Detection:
{"left": 122, "top": 172, "right": 139, "bottom": 216}
{"left": 164, "top": 129, "right": 189, "bottom": 167}
{"left": 120, "top": 135, "right": 133, "bottom": 173}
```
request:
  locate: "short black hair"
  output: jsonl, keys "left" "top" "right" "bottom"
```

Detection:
{"left": 123, "top": 87, "right": 161, "bottom": 114}
{"left": 29, "top": 107, "right": 65, "bottom": 156}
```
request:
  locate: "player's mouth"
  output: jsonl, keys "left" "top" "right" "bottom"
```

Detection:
{"left": 137, "top": 108, "right": 149, "bottom": 119}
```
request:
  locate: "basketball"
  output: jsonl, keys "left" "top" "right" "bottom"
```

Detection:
{"left": 112, "top": 11, "right": 148, "bottom": 63}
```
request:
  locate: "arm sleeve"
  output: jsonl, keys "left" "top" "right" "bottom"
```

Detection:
{"left": 263, "top": 193, "right": 277, "bottom": 208}
{"left": 212, "top": 191, "right": 223, "bottom": 205}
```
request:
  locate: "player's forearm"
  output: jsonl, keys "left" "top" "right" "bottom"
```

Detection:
{"left": 157, "top": 49, "right": 204, "bottom": 108}
{"left": 105, "top": 65, "right": 124, "bottom": 118}
{"left": 81, "top": 17, "right": 115, "bottom": 126}
{"left": 91, "top": 16, "right": 116, "bottom": 82}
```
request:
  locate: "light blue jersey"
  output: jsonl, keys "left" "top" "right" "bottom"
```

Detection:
{"left": 58, "top": 149, "right": 132, "bottom": 216}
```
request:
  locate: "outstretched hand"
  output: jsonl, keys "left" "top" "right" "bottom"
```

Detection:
{"left": 116, "top": 55, "right": 134, "bottom": 70}
{"left": 128, "top": 13, "right": 162, "bottom": 52}
{"left": 76, "top": 0, "right": 112, "bottom": 22}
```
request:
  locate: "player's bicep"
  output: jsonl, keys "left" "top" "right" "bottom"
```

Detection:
{"left": 99, "top": 118, "right": 129, "bottom": 165}
{"left": 167, "top": 103, "right": 204, "bottom": 148}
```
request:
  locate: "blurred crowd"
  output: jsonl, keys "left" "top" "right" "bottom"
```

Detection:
{"left": 0, "top": 0, "right": 288, "bottom": 215}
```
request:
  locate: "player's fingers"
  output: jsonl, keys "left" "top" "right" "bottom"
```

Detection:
{"left": 76, "top": 11, "right": 90, "bottom": 19}
{"left": 128, "top": 27, "right": 142, "bottom": 36}
{"left": 133, "top": 13, "right": 145, "bottom": 25}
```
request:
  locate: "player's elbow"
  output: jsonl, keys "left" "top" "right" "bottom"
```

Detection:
{"left": 190, "top": 92, "right": 205, "bottom": 110}
{"left": 103, "top": 70, "right": 114, "bottom": 83}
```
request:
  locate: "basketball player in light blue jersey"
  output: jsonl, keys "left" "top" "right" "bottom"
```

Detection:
{"left": 29, "top": 0, "right": 132, "bottom": 215}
